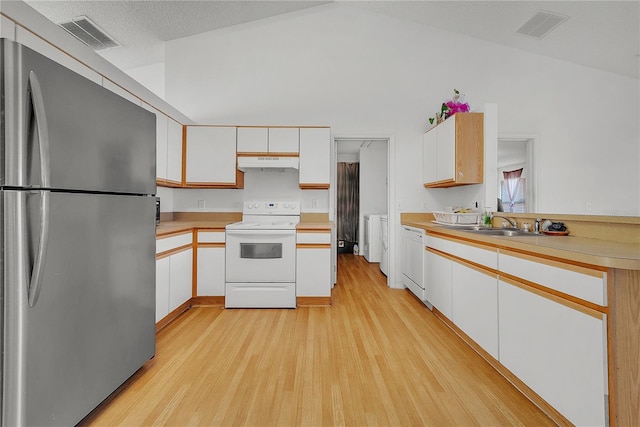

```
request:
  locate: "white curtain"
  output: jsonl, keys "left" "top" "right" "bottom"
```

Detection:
{"left": 503, "top": 168, "right": 523, "bottom": 212}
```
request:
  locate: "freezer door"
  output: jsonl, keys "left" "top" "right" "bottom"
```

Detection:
{"left": 2, "top": 190, "right": 156, "bottom": 426}
{"left": 2, "top": 39, "right": 155, "bottom": 194}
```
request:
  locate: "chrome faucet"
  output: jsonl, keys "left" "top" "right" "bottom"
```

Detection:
{"left": 534, "top": 218, "right": 543, "bottom": 234}
{"left": 490, "top": 214, "right": 518, "bottom": 229}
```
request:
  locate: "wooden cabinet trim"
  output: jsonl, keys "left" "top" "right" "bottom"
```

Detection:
{"left": 299, "top": 183, "right": 330, "bottom": 189}
{"left": 197, "top": 242, "right": 225, "bottom": 248}
{"left": 426, "top": 231, "right": 496, "bottom": 251}
{"left": 426, "top": 246, "right": 498, "bottom": 276}
{"left": 237, "top": 152, "right": 299, "bottom": 157}
{"left": 500, "top": 248, "right": 607, "bottom": 277}
{"left": 500, "top": 275, "right": 605, "bottom": 319}
{"left": 157, "top": 230, "right": 192, "bottom": 240}
{"left": 297, "top": 243, "right": 331, "bottom": 249}
{"left": 156, "top": 244, "right": 192, "bottom": 260}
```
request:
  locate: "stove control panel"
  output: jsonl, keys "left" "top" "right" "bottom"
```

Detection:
{"left": 243, "top": 201, "right": 301, "bottom": 215}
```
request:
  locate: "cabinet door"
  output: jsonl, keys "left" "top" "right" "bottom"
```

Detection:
{"left": 452, "top": 260, "right": 498, "bottom": 358}
{"left": 436, "top": 115, "right": 456, "bottom": 182}
{"left": 299, "top": 127, "right": 330, "bottom": 189}
{"left": 155, "top": 111, "right": 169, "bottom": 182}
{"left": 237, "top": 127, "right": 268, "bottom": 153}
{"left": 425, "top": 249, "right": 452, "bottom": 319}
{"left": 197, "top": 247, "right": 225, "bottom": 296}
{"left": 156, "top": 257, "right": 170, "bottom": 322}
{"left": 185, "top": 126, "right": 237, "bottom": 185}
{"left": 166, "top": 119, "right": 184, "bottom": 185}
{"left": 269, "top": 128, "right": 299, "bottom": 154}
{"left": 296, "top": 247, "right": 331, "bottom": 297}
{"left": 169, "top": 249, "right": 193, "bottom": 312}
{"left": 422, "top": 129, "right": 437, "bottom": 184}
{"left": 499, "top": 279, "right": 607, "bottom": 426}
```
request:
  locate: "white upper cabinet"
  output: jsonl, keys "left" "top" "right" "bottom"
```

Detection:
{"left": 268, "top": 128, "right": 299, "bottom": 154}
{"left": 155, "top": 109, "right": 169, "bottom": 183}
{"left": 237, "top": 127, "right": 268, "bottom": 153}
{"left": 166, "top": 118, "right": 184, "bottom": 185}
{"left": 299, "top": 127, "right": 331, "bottom": 189}
{"left": 185, "top": 126, "right": 243, "bottom": 188}
{"left": 423, "top": 112, "right": 483, "bottom": 188}
{"left": 237, "top": 127, "right": 299, "bottom": 154}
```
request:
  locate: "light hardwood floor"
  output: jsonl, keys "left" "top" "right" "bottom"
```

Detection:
{"left": 81, "top": 254, "right": 554, "bottom": 426}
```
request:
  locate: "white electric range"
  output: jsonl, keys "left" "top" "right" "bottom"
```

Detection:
{"left": 225, "top": 201, "right": 300, "bottom": 308}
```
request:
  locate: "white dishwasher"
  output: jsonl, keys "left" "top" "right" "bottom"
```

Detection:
{"left": 401, "top": 226, "right": 431, "bottom": 308}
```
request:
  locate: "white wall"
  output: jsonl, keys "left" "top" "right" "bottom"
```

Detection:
{"left": 162, "top": 3, "right": 638, "bottom": 218}
{"left": 359, "top": 141, "right": 388, "bottom": 246}
{"left": 171, "top": 169, "right": 329, "bottom": 213}
{"left": 126, "top": 62, "right": 165, "bottom": 100}
{"left": 159, "top": 3, "right": 639, "bottom": 287}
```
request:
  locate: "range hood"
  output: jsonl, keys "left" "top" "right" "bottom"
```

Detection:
{"left": 237, "top": 156, "right": 299, "bottom": 171}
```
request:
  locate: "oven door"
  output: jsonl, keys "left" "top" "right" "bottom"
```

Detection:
{"left": 225, "top": 229, "right": 296, "bottom": 283}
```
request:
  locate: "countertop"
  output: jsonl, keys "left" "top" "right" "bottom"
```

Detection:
{"left": 156, "top": 221, "right": 232, "bottom": 237}
{"left": 157, "top": 220, "right": 334, "bottom": 237}
{"left": 403, "top": 219, "right": 640, "bottom": 270}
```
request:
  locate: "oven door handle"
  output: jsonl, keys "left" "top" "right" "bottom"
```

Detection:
{"left": 226, "top": 229, "right": 296, "bottom": 236}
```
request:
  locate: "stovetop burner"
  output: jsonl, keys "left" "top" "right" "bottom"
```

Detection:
{"left": 225, "top": 201, "right": 301, "bottom": 231}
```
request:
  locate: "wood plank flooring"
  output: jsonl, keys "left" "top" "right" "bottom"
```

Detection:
{"left": 80, "top": 254, "right": 554, "bottom": 426}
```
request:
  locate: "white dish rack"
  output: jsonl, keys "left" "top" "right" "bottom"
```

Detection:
{"left": 433, "top": 211, "right": 482, "bottom": 225}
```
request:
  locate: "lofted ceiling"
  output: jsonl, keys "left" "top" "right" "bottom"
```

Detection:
{"left": 24, "top": 1, "right": 640, "bottom": 79}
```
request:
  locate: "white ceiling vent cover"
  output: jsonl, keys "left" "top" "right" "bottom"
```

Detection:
{"left": 59, "top": 16, "right": 120, "bottom": 51}
{"left": 516, "top": 10, "right": 569, "bottom": 39}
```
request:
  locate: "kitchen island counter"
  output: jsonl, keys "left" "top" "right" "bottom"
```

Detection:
{"left": 402, "top": 214, "right": 640, "bottom": 270}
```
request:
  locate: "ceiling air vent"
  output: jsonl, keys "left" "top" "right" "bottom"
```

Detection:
{"left": 516, "top": 10, "right": 569, "bottom": 39}
{"left": 58, "top": 16, "right": 120, "bottom": 51}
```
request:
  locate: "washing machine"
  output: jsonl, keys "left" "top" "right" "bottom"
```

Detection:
{"left": 363, "top": 214, "right": 383, "bottom": 263}
{"left": 380, "top": 215, "right": 388, "bottom": 276}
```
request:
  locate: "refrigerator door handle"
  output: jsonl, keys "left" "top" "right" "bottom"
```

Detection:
{"left": 28, "top": 70, "right": 51, "bottom": 187}
{"left": 28, "top": 190, "right": 50, "bottom": 307}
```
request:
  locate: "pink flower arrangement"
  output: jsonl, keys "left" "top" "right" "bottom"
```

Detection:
{"left": 429, "top": 89, "right": 471, "bottom": 125}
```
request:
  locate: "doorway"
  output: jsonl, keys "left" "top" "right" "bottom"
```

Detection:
{"left": 333, "top": 137, "right": 391, "bottom": 285}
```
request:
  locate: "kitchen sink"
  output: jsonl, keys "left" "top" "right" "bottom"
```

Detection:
{"left": 464, "top": 228, "right": 540, "bottom": 237}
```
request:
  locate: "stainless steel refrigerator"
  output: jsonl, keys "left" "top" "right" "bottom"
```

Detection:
{"left": 1, "top": 39, "right": 156, "bottom": 426}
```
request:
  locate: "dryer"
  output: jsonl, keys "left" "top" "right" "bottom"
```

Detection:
{"left": 363, "top": 214, "right": 383, "bottom": 263}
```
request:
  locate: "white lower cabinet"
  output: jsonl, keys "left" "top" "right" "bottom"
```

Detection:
{"left": 155, "top": 257, "right": 171, "bottom": 322}
{"left": 499, "top": 279, "right": 607, "bottom": 426}
{"left": 156, "top": 232, "right": 193, "bottom": 322}
{"left": 196, "top": 230, "right": 226, "bottom": 296}
{"left": 296, "top": 231, "right": 331, "bottom": 297}
{"left": 424, "top": 249, "right": 452, "bottom": 319}
{"left": 423, "top": 231, "right": 609, "bottom": 425}
{"left": 168, "top": 249, "right": 193, "bottom": 312}
{"left": 451, "top": 260, "right": 499, "bottom": 359}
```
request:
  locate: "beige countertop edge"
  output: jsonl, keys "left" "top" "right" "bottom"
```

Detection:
{"left": 404, "top": 220, "right": 640, "bottom": 271}
{"left": 157, "top": 220, "right": 334, "bottom": 236}
{"left": 296, "top": 222, "right": 334, "bottom": 231}
{"left": 156, "top": 221, "right": 233, "bottom": 237}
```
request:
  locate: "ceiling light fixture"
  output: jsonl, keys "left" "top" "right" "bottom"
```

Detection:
{"left": 516, "top": 10, "right": 569, "bottom": 39}
{"left": 58, "top": 15, "right": 120, "bottom": 51}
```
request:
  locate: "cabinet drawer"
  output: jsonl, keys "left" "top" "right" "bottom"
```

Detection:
{"left": 297, "top": 232, "right": 331, "bottom": 244}
{"left": 426, "top": 235, "right": 497, "bottom": 270}
{"left": 198, "top": 231, "right": 225, "bottom": 244}
{"left": 156, "top": 233, "right": 192, "bottom": 254}
{"left": 499, "top": 251, "right": 606, "bottom": 306}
